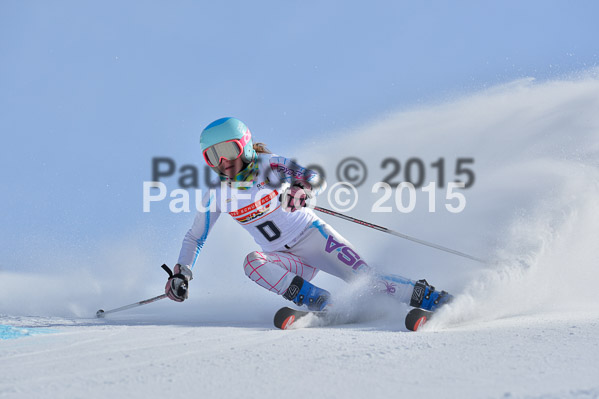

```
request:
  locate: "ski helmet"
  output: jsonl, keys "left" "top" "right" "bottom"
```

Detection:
{"left": 200, "top": 117, "right": 256, "bottom": 173}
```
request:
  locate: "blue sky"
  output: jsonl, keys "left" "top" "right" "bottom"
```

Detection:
{"left": 1, "top": 1, "right": 598, "bottom": 271}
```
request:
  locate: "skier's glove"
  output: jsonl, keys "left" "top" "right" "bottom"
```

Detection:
{"left": 282, "top": 181, "right": 312, "bottom": 212}
{"left": 163, "top": 264, "right": 193, "bottom": 302}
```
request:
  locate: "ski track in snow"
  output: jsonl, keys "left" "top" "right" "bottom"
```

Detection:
{"left": 1, "top": 312, "right": 599, "bottom": 399}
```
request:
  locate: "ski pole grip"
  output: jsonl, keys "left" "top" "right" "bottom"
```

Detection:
{"left": 161, "top": 264, "right": 173, "bottom": 278}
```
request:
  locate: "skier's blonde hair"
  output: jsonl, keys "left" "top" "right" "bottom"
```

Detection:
{"left": 253, "top": 142, "right": 271, "bottom": 154}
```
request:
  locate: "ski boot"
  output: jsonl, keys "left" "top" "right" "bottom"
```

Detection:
{"left": 410, "top": 279, "right": 452, "bottom": 312}
{"left": 283, "top": 276, "right": 330, "bottom": 311}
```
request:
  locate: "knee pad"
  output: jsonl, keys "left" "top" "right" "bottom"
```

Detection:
{"left": 243, "top": 251, "right": 267, "bottom": 277}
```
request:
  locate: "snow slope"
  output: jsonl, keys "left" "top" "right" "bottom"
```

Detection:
{"left": 1, "top": 312, "right": 599, "bottom": 399}
{"left": 2, "top": 71, "right": 599, "bottom": 398}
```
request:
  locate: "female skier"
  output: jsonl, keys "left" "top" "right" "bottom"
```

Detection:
{"left": 165, "top": 117, "right": 451, "bottom": 314}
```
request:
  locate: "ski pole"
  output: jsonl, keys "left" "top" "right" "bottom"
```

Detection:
{"left": 96, "top": 294, "right": 167, "bottom": 318}
{"left": 313, "top": 206, "right": 487, "bottom": 264}
{"left": 96, "top": 264, "right": 176, "bottom": 318}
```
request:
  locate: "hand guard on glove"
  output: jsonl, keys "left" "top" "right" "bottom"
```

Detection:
{"left": 163, "top": 264, "right": 193, "bottom": 302}
{"left": 282, "top": 181, "right": 312, "bottom": 212}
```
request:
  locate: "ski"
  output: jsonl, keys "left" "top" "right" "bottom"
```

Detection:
{"left": 273, "top": 306, "right": 360, "bottom": 330}
{"left": 405, "top": 308, "right": 434, "bottom": 331}
{"left": 274, "top": 307, "right": 326, "bottom": 330}
{"left": 275, "top": 306, "right": 436, "bottom": 331}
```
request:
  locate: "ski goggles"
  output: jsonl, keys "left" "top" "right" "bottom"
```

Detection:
{"left": 203, "top": 135, "right": 251, "bottom": 167}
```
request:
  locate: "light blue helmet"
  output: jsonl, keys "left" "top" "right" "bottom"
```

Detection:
{"left": 200, "top": 117, "right": 256, "bottom": 167}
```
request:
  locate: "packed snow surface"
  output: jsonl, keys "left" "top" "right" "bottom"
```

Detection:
{"left": 1, "top": 311, "right": 599, "bottom": 399}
